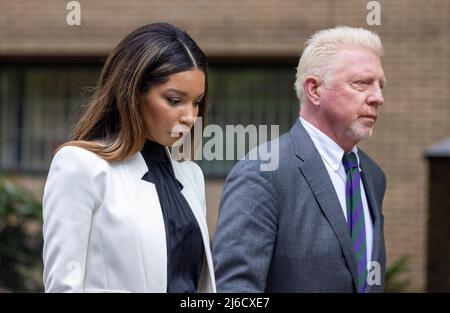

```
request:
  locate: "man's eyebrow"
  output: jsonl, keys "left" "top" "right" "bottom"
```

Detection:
{"left": 351, "top": 73, "right": 387, "bottom": 85}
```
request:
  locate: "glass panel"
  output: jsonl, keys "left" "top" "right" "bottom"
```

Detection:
{"left": 198, "top": 66, "right": 299, "bottom": 176}
{"left": 0, "top": 66, "right": 99, "bottom": 171}
{"left": 0, "top": 64, "right": 298, "bottom": 176}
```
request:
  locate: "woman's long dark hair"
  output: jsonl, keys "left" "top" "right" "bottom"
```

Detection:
{"left": 59, "top": 22, "right": 208, "bottom": 160}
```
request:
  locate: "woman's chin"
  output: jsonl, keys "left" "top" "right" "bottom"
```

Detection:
{"left": 166, "top": 135, "right": 185, "bottom": 148}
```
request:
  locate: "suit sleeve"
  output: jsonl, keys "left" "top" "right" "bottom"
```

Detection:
{"left": 42, "top": 147, "right": 100, "bottom": 292}
{"left": 212, "top": 158, "right": 278, "bottom": 292}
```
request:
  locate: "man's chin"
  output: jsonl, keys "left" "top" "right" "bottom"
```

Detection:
{"left": 349, "top": 124, "right": 374, "bottom": 141}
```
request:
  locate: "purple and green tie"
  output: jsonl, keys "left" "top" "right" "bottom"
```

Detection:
{"left": 343, "top": 152, "right": 367, "bottom": 293}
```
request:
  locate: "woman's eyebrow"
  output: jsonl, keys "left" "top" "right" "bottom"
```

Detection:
{"left": 165, "top": 88, "right": 188, "bottom": 96}
{"left": 165, "top": 89, "right": 204, "bottom": 100}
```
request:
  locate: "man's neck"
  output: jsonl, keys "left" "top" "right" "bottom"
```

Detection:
{"left": 299, "top": 112, "right": 357, "bottom": 153}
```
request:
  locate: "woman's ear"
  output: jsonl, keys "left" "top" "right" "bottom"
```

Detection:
{"left": 303, "top": 76, "right": 322, "bottom": 106}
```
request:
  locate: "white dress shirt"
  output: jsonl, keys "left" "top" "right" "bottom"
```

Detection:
{"left": 300, "top": 117, "right": 374, "bottom": 265}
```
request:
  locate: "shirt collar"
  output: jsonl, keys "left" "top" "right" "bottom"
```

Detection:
{"left": 300, "top": 117, "right": 360, "bottom": 172}
{"left": 141, "top": 139, "right": 168, "bottom": 163}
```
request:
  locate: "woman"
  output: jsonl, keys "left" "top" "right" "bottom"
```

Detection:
{"left": 42, "top": 23, "right": 215, "bottom": 293}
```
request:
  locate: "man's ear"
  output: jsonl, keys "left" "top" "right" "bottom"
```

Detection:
{"left": 303, "top": 76, "right": 322, "bottom": 105}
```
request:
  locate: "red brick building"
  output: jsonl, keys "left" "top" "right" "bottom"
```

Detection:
{"left": 1, "top": 0, "right": 450, "bottom": 291}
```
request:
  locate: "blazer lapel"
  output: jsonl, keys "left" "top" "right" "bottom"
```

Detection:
{"left": 127, "top": 152, "right": 168, "bottom": 291}
{"left": 291, "top": 120, "right": 360, "bottom": 289}
{"left": 166, "top": 148, "right": 215, "bottom": 292}
{"left": 359, "top": 156, "right": 383, "bottom": 292}
{"left": 136, "top": 148, "right": 215, "bottom": 292}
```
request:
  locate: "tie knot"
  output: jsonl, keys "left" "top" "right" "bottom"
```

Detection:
{"left": 342, "top": 152, "right": 358, "bottom": 170}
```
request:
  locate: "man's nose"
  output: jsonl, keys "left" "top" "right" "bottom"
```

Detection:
{"left": 367, "top": 84, "right": 384, "bottom": 106}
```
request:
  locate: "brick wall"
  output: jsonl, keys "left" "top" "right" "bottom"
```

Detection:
{"left": 2, "top": 0, "right": 450, "bottom": 291}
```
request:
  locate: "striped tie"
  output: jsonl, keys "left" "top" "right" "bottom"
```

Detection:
{"left": 342, "top": 152, "right": 367, "bottom": 293}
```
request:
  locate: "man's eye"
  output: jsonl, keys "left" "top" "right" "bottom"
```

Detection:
{"left": 352, "top": 81, "right": 370, "bottom": 90}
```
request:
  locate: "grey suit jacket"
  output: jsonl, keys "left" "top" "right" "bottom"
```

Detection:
{"left": 212, "top": 119, "right": 386, "bottom": 292}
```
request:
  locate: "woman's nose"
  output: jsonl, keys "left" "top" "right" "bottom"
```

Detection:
{"left": 180, "top": 105, "right": 196, "bottom": 126}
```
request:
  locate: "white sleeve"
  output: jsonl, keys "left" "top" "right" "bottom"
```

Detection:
{"left": 42, "top": 147, "right": 100, "bottom": 292}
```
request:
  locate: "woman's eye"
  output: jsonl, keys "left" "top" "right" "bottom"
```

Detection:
{"left": 193, "top": 100, "right": 201, "bottom": 107}
{"left": 167, "top": 98, "right": 181, "bottom": 105}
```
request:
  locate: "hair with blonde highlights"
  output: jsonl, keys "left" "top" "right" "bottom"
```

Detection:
{"left": 59, "top": 23, "right": 208, "bottom": 161}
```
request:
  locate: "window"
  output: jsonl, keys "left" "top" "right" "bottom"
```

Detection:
{"left": 199, "top": 65, "right": 299, "bottom": 176}
{"left": 0, "top": 63, "right": 299, "bottom": 176}
{"left": 0, "top": 65, "right": 99, "bottom": 173}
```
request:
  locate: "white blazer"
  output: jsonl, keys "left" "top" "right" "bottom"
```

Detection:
{"left": 42, "top": 145, "right": 216, "bottom": 293}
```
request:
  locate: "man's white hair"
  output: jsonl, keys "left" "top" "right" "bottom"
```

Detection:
{"left": 294, "top": 26, "right": 384, "bottom": 106}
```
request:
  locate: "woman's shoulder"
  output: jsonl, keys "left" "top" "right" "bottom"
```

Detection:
{"left": 51, "top": 145, "right": 111, "bottom": 175}
{"left": 54, "top": 145, "right": 105, "bottom": 163}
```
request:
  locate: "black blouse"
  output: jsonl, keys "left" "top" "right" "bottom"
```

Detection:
{"left": 141, "top": 140, "right": 204, "bottom": 293}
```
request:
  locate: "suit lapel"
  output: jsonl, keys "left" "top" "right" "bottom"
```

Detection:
{"left": 359, "top": 156, "right": 382, "bottom": 292}
{"left": 291, "top": 120, "right": 360, "bottom": 289}
{"left": 126, "top": 152, "right": 168, "bottom": 291}
{"left": 137, "top": 148, "right": 215, "bottom": 292}
{"left": 166, "top": 148, "right": 216, "bottom": 292}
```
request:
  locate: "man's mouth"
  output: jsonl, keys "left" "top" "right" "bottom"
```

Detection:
{"left": 360, "top": 115, "right": 377, "bottom": 122}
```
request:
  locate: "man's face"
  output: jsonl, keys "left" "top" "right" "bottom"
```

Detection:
{"left": 319, "top": 47, "right": 385, "bottom": 149}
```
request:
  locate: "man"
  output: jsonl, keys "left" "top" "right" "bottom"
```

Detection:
{"left": 212, "top": 26, "right": 387, "bottom": 292}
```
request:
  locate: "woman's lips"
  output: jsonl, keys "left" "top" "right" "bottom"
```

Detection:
{"left": 170, "top": 131, "right": 184, "bottom": 138}
{"left": 170, "top": 131, "right": 187, "bottom": 138}
{"left": 170, "top": 125, "right": 190, "bottom": 138}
